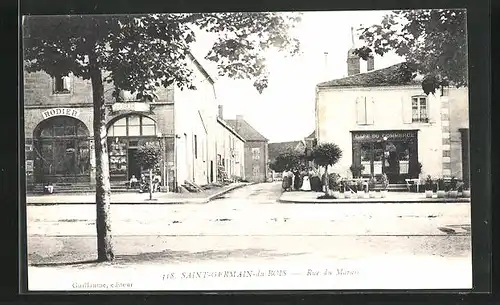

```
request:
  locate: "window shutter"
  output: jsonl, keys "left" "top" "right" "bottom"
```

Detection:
{"left": 366, "top": 97, "right": 375, "bottom": 125}
{"left": 62, "top": 76, "right": 71, "bottom": 91}
{"left": 356, "top": 97, "right": 366, "bottom": 125}
{"left": 401, "top": 96, "right": 412, "bottom": 124}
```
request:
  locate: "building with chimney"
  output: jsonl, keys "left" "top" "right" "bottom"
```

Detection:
{"left": 314, "top": 33, "right": 470, "bottom": 185}
{"left": 215, "top": 106, "right": 246, "bottom": 182}
{"left": 23, "top": 52, "right": 233, "bottom": 192}
{"left": 225, "top": 116, "right": 269, "bottom": 183}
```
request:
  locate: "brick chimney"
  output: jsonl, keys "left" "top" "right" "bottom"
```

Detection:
{"left": 347, "top": 27, "right": 360, "bottom": 76}
{"left": 218, "top": 105, "right": 223, "bottom": 119}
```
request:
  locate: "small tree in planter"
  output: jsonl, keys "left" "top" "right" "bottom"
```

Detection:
{"left": 311, "top": 143, "right": 342, "bottom": 197}
{"left": 449, "top": 176, "right": 459, "bottom": 198}
{"left": 135, "top": 143, "right": 162, "bottom": 201}
{"left": 349, "top": 164, "right": 365, "bottom": 179}
{"left": 380, "top": 173, "right": 389, "bottom": 198}
{"left": 328, "top": 173, "right": 341, "bottom": 198}
{"left": 436, "top": 178, "right": 446, "bottom": 198}
{"left": 424, "top": 175, "right": 434, "bottom": 198}
{"left": 368, "top": 175, "right": 377, "bottom": 198}
{"left": 461, "top": 180, "right": 471, "bottom": 198}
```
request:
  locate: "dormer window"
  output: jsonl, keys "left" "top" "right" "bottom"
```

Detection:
{"left": 411, "top": 96, "right": 429, "bottom": 123}
{"left": 54, "top": 75, "right": 71, "bottom": 94}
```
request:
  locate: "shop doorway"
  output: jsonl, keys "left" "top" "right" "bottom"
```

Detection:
{"left": 32, "top": 116, "right": 91, "bottom": 184}
{"left": 127, "top": 148, "right": 141, "bottom": 180}
{"left": 210, "top": 161, "right": 214, "bottom": 182}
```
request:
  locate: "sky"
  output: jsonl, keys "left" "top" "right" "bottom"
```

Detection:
{"left": 191, "top": 11, "right": 404, "bottom": 143}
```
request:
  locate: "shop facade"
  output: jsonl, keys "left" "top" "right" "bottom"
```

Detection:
{"left": 352, "top": 130, "right": 419, "bottom": 183}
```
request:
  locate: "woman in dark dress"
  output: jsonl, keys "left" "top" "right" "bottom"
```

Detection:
{"left": 293, "top": 169, "right": 302, "bottom": 191}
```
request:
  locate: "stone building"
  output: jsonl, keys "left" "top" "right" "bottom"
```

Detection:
{"left": 24, "top": 52, "right": 222, "bottom": 192}
{"left": 216, "top": 106, "right": 246, "bottom": 182}
{"left": 225, "top": 116, "right": 269, "bottom": 183}
{"left": 315, "top": 46, "right": 469, "bottom": 185}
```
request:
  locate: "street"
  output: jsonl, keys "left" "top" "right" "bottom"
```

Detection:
{"left": 26, "top": 182, "right": 473, "bottom": 290}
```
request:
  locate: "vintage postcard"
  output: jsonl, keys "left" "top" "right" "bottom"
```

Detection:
{"left": 21, "top": 9, "right": 472, "bottom": 291}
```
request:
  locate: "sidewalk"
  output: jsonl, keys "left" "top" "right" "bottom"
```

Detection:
{"left": 26, "top": 183, "right": 250, "bottom": 205}
{"left": 279, "top": 191, "right": 471, "bottom": 204}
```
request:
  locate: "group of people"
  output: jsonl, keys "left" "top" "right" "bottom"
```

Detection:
{"left": 281, "top": 167, "right": 322, "bottom": 192}
{"left": 129, "top": 173, "right": 162, "bottom": 193}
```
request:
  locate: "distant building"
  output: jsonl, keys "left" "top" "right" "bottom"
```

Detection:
{"left": 216, "top": 106, "right": 246, "bottom": 182}
{"left": 226, "top": 116, "right": 269, "bottom": 183}
{"left": 268, "top": 140, "right": 306, "bottom": 180}
{"left": 315, "top": 45, "right": 469, "bottom": 185}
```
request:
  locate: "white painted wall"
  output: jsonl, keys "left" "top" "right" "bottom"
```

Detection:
{"left": 316, "top": 85, "right": 447, "bottom": 178}
{"left": 216, "top": 120, "right": 245, "bottom": 180}
{"left": 174, "top": 56, "right": 217, "bottom": 185}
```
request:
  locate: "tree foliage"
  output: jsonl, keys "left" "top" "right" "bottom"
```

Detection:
{"left": 135, "top": 143, "right": 162, "bottom": 170}
{"left": 23, "top": 13, "right": 301, "bottom": 95}
{"left": 269, "top": 150, "right": 305, "bottom": 172}
{"left": 311, "top": 143, "right": 342, "bottom": 168}
{"left": 354, "top": 9, "right": 467, "bottom": 94}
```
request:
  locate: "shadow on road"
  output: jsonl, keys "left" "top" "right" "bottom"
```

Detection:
{"left": 30, "top": 248, "right": 308, "bottom": 268}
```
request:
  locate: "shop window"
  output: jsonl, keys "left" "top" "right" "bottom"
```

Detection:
{"left": 54, "top": 75, "right": 71, "bottom": 94}
{"left": 411, "top": 96, "right": 429, "bottom": 123}
{"left": 107, "top": 115, "right": 157, "bottom": 137}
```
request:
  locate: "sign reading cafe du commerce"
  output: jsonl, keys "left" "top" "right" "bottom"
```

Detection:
{"left": 352, "top": 130, "right": 417, "bottom": 142}
{"left": 42, "top": 108, "right": 81, "bottom": 120}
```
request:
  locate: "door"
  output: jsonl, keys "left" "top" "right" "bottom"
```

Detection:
{"left": 252, "top": 164, "right": 260, "bottom": 181}
{"left": 210, "top": 161, "right": 214, "bottom": 182}
{"left": 127, "top": 148, "right": 141, "bottom": 180}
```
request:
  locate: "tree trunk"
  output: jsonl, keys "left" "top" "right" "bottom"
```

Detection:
{"left": 149, "top": 168, "right": 153, "bottom": 200}
{"left": 90, "top": 52, "right": 114, "bottom": 262}
{"left": 324, "top": 165, "right": 329, "bottom": 196}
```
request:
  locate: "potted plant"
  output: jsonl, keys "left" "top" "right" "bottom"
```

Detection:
{"left": 449, "top": 177, "right": 459, "bottom": 198}
{"left": 368, "top": 175, "right": 377, "bottom": 198}
{"left": 436, "top": 178, "right": 446, "bottom": 198}
{"left": 349, "top": 164, "right": 365, "bottom": 179}
{"left": 424, "top": 175, "right": 434, "bottom": 198}
{"left": 461, "top": 180, "right": 471, "bottom": 198}
{"left": 380, "top": 173, "right": 389, "bottom": 198}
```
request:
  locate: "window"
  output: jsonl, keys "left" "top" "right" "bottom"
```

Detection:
{"left": 411, "top": 96, "right": 429, "bottom": 123}
{"left": 194, "top": 135, "right": 198, "bottom": 159}
{"left": 356, "top": 97, "right": 374, "bottom": 125}
{"left": 107, "top": 115, "right": 157, "bottom": 137}
{"left": 252, "top": 147, "right": 261, "bottom": 160}
{"left": 54, "top": 75, "right": 71, "bottom": 94}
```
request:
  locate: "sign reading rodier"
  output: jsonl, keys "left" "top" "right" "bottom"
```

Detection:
{"left": 42, "top": 108, "right": 81, "bottom": 120}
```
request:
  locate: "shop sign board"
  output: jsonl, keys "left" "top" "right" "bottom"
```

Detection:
{"left": 42, "top": 108, "right": 81, "bottom": 120}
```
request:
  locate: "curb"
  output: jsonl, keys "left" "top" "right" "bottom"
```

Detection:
{"left": 26, "top": 183, "right": 254, "bottom": 205}
{"left": 278, "top": 197, "right": 471, "bottom": 204}
{"left": 205, "top": 182, "right": 256, "bottom": 202}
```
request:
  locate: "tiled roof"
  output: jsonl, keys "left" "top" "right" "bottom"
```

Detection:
{"left": 317, "top": 62, "right": 421, "bottom": 88}
{"left": 268, "top": 141, "right": 305, "bottom": 161}
{"left": 225, "top": 119, "right": 268, "bottom": 142}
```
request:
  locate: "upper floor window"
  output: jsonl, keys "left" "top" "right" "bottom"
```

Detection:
{"left": 53, "top": 75, "right": 71, "bottom": 94}
{"left": 411, "top": 96, "right": 429, "bottom": 123}
{"left": 356, "top": 96, "right": 374, "bottom": 125}
{"left": 252, "top": 147, "right": 261, "bottom": 160}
